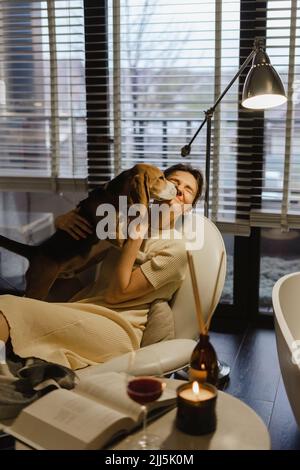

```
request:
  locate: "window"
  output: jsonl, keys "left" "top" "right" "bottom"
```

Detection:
{"left": 0, "top": 0, "right": 87, "bottom": 192}
{"left": 107, "top": 0, "right": 300, "bottom": 234}
{"left": 107, "top": 0, "right": 242, "bottom": 230}
{"left": 260, "top": 227, "right": 300, "bottom": 312}
{"left": 1, "top": 0, "right": 299, "bottom": 231}
{"left": 250, "top": 0, "right": 300, "bottom": 230}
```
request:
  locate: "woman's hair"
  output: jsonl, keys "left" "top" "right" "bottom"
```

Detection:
{"left": 164, "top": 163, "right": 203, "bottom": 207}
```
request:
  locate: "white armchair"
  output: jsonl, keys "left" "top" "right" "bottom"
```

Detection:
{"left": 77, "top": 215, "right": 227, "bottom": 380}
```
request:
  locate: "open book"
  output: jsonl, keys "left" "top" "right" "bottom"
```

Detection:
{"left": 4, "top": 372, "right": 176, "bottom": 450}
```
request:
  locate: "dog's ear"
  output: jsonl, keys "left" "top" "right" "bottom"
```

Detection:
{"left": 129, "top": 173, "right": 150, "bottom": 206}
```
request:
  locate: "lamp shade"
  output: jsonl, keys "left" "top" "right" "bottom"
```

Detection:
{"left": 242, "top": 49, "right": 287, "bottom": 110}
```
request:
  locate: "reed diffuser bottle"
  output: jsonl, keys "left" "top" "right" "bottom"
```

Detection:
{"left": 189, "top": 333, "right": 218, "bottom": 386}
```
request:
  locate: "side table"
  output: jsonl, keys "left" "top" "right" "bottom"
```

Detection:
{"left": 110, "top": 386, "right": 271, "bottom": 450}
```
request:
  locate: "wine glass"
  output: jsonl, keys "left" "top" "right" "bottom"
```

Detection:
{"left": 125, "top": 351, "right": 166, "bottom": 450}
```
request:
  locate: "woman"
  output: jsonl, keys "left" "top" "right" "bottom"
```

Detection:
{"left": 0, "top": 164, "right": 203, "bottom": 370}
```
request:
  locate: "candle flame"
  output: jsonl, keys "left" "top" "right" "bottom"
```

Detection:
{"left": 192, "top": 381, "right": 200, "bottom": 394}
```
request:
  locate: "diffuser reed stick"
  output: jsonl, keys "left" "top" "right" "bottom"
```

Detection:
{"left": 186, "top": 250, "right": 207, "bottom": 335}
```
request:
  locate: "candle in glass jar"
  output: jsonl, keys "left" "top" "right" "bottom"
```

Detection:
{"left": 179, "top": 381, "right": 214, "bottom": 402}
{"left": 176, "top": 381, "right": 218, "bottom": 435}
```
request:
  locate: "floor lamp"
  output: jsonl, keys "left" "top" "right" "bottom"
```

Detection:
{"left": 181, "top": 38, "right": 287, "bottom": 217}
{"left": 182, "top": 38, "right": 287, "bottom": 383}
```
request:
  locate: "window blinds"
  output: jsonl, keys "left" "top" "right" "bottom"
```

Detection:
{"left": 107, "top": 0, "right": 299, "bottom": 233}
{"left": 251, "top": 0, "right": 300, "bottom": 230}
{"left": 0, "top": 0, "right": 87, "bottom": 192}
{"left": 1, "top": 0, "right": 299, "bottom": 233}
{"left": 107, "top": 0, "right": 244, "bottom": 231}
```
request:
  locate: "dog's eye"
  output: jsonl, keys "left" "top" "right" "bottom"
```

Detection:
{"left": 159, "top": 176, "right": 164, "bottom": 180}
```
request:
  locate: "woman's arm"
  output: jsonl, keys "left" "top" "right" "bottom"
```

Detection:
{"left": 55, "top": 209, "right": 110, "bottom": 277}
{"left": 55, "top": 208, "right": 93, "bottom": 240}
{"left": 104, "top": 237, "right": 154, "bottom": 304}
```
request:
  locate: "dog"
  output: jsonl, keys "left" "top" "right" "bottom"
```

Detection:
{"left": 0, "top": 164, "right": 176, "bottom": 300}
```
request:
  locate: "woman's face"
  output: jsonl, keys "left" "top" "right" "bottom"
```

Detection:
{"left": 165, "top": 170, "right": 199, "bottom": 213}
{"left": 152, "top": 170, "right": 199, "bottom": 231}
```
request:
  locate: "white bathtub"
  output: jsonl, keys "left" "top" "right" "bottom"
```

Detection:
{"left": 272, "top": 272, "right": 300, "bottom": 426}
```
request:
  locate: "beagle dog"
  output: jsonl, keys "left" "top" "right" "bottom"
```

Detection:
{"left": 0, "top": 164, "right": 176, "bottom": 300}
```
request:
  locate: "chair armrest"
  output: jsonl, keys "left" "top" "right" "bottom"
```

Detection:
{"left": 76, "top": 339, "right": 196, "bottom": 380}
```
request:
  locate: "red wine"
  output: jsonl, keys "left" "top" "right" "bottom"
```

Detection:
{"left": 127, "top": 377, "right": 163, "bottom": 405}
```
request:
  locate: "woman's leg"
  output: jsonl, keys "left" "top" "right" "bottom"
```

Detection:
{"left": 0, "top": 311, "right": 9, "bottom": 342}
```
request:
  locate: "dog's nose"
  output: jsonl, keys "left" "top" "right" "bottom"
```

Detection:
{"left": 169, "top": 182, "right": 177, "bottom": 197}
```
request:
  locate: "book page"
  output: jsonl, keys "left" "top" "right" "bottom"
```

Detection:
{"left": 76, "top": 372, "right": 176, "bottom": 420}
{"left": 7, "top": 373, "right": 177, "bottom": 450}
{"left": 7, "top": 388, "right": 132, "bottom": 450}
{"left": 76, "top": 372, "right": 141, "bottom": 420}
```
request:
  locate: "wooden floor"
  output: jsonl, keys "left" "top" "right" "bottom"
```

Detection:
{"left": 210, "top": 325, "right": 300, "bottom": 450}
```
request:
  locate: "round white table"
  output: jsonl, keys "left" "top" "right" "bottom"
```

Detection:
{"left": 111, "top": 388, "right": 271, "bottom": 450}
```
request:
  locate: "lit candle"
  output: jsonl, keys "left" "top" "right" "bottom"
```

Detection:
{"left": 179, "top": 381, "right": 215, "bottom": 402}
{"left": 176, "top": 381, "right": 218, "bottom": 435}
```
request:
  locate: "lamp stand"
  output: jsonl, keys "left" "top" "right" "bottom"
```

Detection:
{"left": 181, "top": 39, "right": 260, "bottom": 217}
{"left": 204, "top": 109, "right": 213, "bottom": 218}
{"left": 181, "top": 41, "right": 264, "bottom": 384}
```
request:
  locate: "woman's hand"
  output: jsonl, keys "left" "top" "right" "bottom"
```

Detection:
{"left": 55, "top": 209, "right": 93, "bottom": 240}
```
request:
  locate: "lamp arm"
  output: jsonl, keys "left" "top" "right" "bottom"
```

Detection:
{"left": 181, "top": 48, "right": 257, "bottom": 157}
{"left": 210, "top": 48, "right": 256, "bottom": 114}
